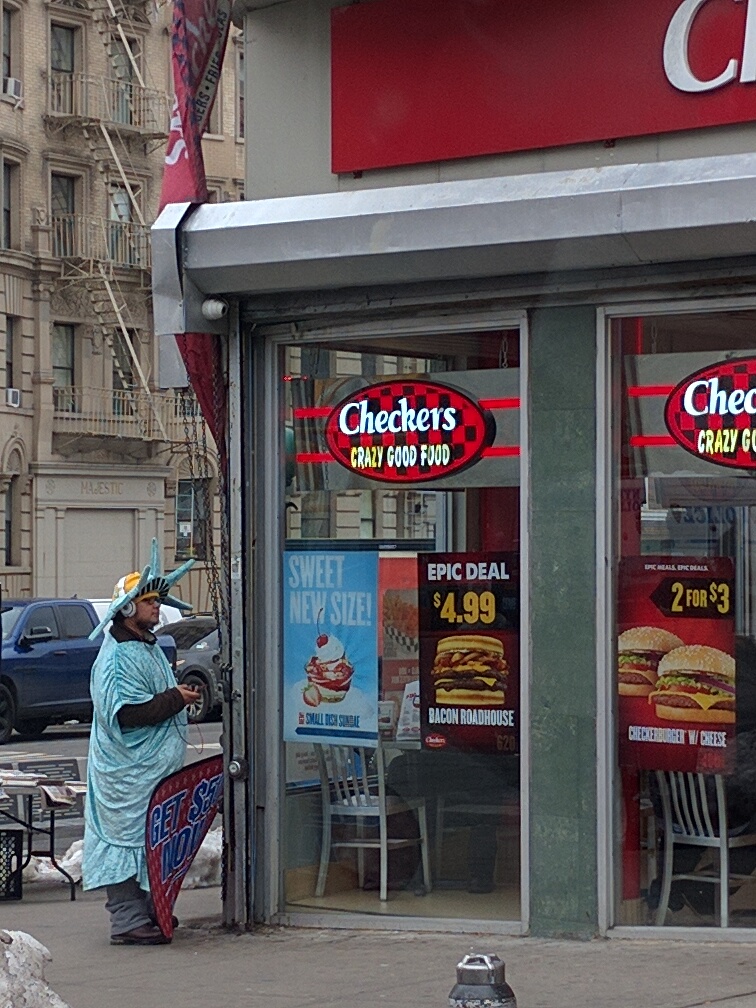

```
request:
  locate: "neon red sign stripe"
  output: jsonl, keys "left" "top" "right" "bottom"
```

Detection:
{"left": 293, "top": 407, "right": 331, "bottom": 419}
{"left": 479, "top": 398, "right": 520, "bottom": 409}
{"left": 296, "top": 452, "right": 334, "bottom": 463}
{"left": 482, "top": 446, "right": 520, "bottom": 457}
{"left": 630, "top": 435, "right": 676, "bottom": 447}
{"left": 627, "top": 385, "right": 675, "bottom": 397}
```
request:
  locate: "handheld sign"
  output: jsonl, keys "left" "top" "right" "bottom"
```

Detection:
{"left": 146, "top": 755, "right": 224, "bottom": 939}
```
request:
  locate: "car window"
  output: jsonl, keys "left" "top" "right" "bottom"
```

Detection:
{"left": 20, "top": 606, "right": 59, "bottom": 640}
{"left": 59, "top": 604, "right": 95, "bottom": 639}
{"left": 163, "top": 621, "right": 216, "bottom": 649}
{"left": 1, "top": 605, "right": 26, "bottom": 640}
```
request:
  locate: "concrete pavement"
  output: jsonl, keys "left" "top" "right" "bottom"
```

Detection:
{"left": 4, "top": 883, "right": 756, "bottom": 1008}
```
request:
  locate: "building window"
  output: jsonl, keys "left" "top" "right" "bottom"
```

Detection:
{"left": 236, "top": 47, "right": 244, "bottom": 139}
{"left": 108, "top": 183, "right": 141, "bottom": 265}
{"left": 1, "top": 160, "right": 18, "bottom": 249}
{"left": 175, "top": 478, "right": 210, "bottom": 561}
{"left": 2, "top": 3, "right": 17, "bottom": 87}
{"left": 206, "top": 80, "right": 221, "bottom": 136}
{"left": 112, "top": 330, "right": 136, "bottom": 414}
{"left": 51, "top": 172, "right": 77, "bottom": 257}
{"left": 52, "top": 322, "right": 75, "bottom": 411}
{"left": 4, "top": 473, "right": 18, "bottom": 566}
{"left": 5, "top": 314, "right": 15, "bottom": 389}
{"left": 109, "top": 35, "right": 139, "bottom": 125}
{"left": 50, "top": 22, "right": 77, "bottom": 113}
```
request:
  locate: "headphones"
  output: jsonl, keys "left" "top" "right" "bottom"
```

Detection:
{"left": 121, "top": 600, "right": 136, "bottom": 618}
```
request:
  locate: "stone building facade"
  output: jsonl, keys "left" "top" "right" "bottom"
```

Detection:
{"left": 0, "top": 0, "right": 243, "bottom": 604}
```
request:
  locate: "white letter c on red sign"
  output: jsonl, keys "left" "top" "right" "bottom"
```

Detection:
{"left": 664, "top": 0, "right": 739, "bottom": 93}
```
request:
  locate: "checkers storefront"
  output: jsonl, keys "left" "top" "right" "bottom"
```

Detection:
{"left": 153, "top": 0, "right": 756, "bottom": 940}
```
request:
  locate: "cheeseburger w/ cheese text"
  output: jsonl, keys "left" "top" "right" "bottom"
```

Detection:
{"left": 432, "top": 635, "right": 508, "bottom": 706}
{"left": 649, "top": 644, "right": 736, "bottom": 724}
{"left": 617, "top": 626, "right": 684, "bottom": 697}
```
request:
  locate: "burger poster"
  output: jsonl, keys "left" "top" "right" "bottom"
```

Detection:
{"left": 418, "top": 551, "right": 519, "bottom": 753}
{"left": 283, "top": 550, "right": 379, "bottom": 746}
{"left": 618, "top": 555, "right": 735, "bottom": 773}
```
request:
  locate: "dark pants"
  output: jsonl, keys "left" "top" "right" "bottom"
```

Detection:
{"left": 105, "top": 877, "right": 154, "bottom": 936}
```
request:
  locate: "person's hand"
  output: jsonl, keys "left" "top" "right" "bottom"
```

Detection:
{"left": 177, "top": 683, "right": 202, "bottom": 706}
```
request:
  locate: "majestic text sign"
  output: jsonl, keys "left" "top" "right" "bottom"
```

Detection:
{"left": 332, "top": 0, "right": 756, "bottom": 172}
{"left": 325, "top": 380, "right": 494, "bottom": 484}
{"left": 665, "top": 356, "right": 756, "bottom": 469}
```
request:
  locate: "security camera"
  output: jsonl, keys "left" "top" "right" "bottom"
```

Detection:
{"left": 201, "top": 297, "right": 229, "bottom": 321}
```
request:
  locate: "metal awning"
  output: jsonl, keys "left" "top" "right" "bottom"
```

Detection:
{"left": 152, "top": 152, "right": 756, "bottom": 335}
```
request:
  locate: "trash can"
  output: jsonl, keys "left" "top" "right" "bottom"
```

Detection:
{"left": 0, "top": 830, "right": 23, "bottom": 900}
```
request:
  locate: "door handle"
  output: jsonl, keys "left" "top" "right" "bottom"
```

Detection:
{"left": 53, "top": 650, "right": 66, "bottom": 656}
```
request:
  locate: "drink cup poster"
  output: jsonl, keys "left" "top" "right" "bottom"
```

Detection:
{"left": 284, "top": 550, "right": 379, "bottom": 745}
{"left": 418, "top": 551, "right": 519, "bottom": 754}
{"left": 618, "top": 555, "right": 735, "bottom": 774}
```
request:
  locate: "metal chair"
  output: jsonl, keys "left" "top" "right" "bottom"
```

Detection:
{"left": 654, "top": 770, "right": 756, "bottom": 927}
{"left": 314, "top": 742, "right": 432, "bottom": 902}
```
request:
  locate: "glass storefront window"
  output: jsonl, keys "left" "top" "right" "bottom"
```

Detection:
{"left": 280, "top": 327, "right": 522, "bottom": 920}
{"left": 613, "top": 308, "right": 756, "bottom": 928}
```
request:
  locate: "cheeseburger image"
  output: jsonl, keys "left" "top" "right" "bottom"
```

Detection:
{"left": 649, "top": 645, "right": 736, "bottom": 724}
{"left": 617, "top": 626, "right": 684, "bottom": 697}
{"left": 431, "top": 635, "right": 508, "bottom": 706}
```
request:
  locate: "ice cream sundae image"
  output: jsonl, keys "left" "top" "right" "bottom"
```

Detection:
{"left": 303, "top": 626, "right": 355, "bottom": 707}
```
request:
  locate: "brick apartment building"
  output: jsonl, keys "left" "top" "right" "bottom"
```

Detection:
{"left": 0, "top": 0, "right": 243, "bottom": 605}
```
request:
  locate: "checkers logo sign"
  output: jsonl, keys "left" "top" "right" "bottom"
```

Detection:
{"left": 665, "top": 356, "right": 756, "bottom": 469}
{"left": 325, "top": 380, "right": 494, "bottom": 483}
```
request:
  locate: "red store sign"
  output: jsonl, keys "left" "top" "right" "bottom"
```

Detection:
{"left": 325, "top": 380, "right": 495, "bottom": 483}
{"left": 665, "top": 356, "right": 756, "bottom": 469}
{"left": 332, "top": 0, "right": 756, "bottom": 172}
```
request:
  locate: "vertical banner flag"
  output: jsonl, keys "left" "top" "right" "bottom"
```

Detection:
{"left": 283, "top": 550, "right": 379, "bottom": 746}
{"left": 418, "top": 551, "right": 519, "bottom": 754}
{"left": 146, "top": 754, "right": 224, "bottom": 939}
{"left": 160, "top": 0, "right": 232, "bottom": 459}
{"left": 618, "top": 556, "right": 736, "bottom": 774}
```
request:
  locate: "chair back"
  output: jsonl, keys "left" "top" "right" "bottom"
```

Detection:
{"left": 315, "top": 743, "right": 385, "bottom": 808}
{"left": 655, "top": 770, "right": 726, "bottom": 840}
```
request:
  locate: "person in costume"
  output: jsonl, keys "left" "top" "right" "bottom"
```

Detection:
{"left": 82, "top": 540, "right": 201, "bottom": 946}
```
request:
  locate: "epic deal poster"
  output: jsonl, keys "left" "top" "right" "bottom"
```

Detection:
{"left": 284, "top": 549, "right": 379, "bottom": 745}
{"left": 618, "top": 555, "right": 735, "bottom": 774}
{"left": 418, "top": 550, "right": 519, "bottom": 754}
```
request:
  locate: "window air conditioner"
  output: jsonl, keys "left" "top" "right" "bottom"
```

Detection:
{"left": 2, "top": 78, "right": 22, "bottom": 101}
{"left": 5, "top": 388, "right": 20, "bottom": 407}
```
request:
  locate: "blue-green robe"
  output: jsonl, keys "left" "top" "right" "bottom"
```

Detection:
{"left": 82, "top": 632, "right": 186, "bottom": 892}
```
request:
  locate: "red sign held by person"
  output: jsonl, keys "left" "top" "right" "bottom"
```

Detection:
{"left": 146, "top": 755, "right": 224, "bottom": 939}
{"left": 325, "top": 380, "right": 495, "bottom": 484}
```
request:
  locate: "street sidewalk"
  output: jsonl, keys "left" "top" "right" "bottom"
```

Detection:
{"left": 4, "top": 884, "right": 756, "bottom": 1008}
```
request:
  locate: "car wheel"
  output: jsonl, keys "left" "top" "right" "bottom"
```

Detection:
{"left": 182, "top": 673, "right": 211, "bottom": 723}
{"left": 0, "top": 685, "right": 15, "bottom": 745}
{"left": 14, "top": 718, "right": 50, "bottom": 740}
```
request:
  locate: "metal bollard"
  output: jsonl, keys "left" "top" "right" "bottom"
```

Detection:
{"left": 449, "top": 953, "right": 517, "bottom": 1008}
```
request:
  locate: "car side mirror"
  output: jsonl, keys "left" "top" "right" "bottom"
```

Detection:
{"left": 20, "top": 626, "right": 55, "bottom": 645}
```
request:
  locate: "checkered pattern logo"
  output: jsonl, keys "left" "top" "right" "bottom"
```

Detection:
{"left": 325, "top": 380, "right": 495, "bottom": 483}
{"left": 665, "top": 356, "right": 756, "bottom": 470}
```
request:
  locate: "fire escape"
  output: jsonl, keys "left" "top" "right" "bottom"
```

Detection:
{"left": 43, "top": 0, "right": 184, "bottom": 446}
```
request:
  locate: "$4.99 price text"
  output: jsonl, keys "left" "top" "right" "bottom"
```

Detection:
{"left": 433, "top": 590, "right": 495, "bottom": 625}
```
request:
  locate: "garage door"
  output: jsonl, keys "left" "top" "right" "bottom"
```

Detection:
{"left": 60, "top": 509, "right": 136, "bottom": 598}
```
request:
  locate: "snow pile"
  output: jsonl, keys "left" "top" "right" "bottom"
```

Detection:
{"left": 22, "top": 842, "right": 82, "bottom": 886}
{"left": 182, "top": 827, "right": 222, "bottom": 889}
{"left": 23, "top": 830, "right": 222, "bottom": 889}
{"left": 0, "top": 930, "right": 70, "bottom": 1008}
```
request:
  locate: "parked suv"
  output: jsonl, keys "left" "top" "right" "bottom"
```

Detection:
{"left": 159, "top": 616, "right": 221, "bottom": 723}
{"left": 0, "top": 598, "right": 177, "bottom": 743}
